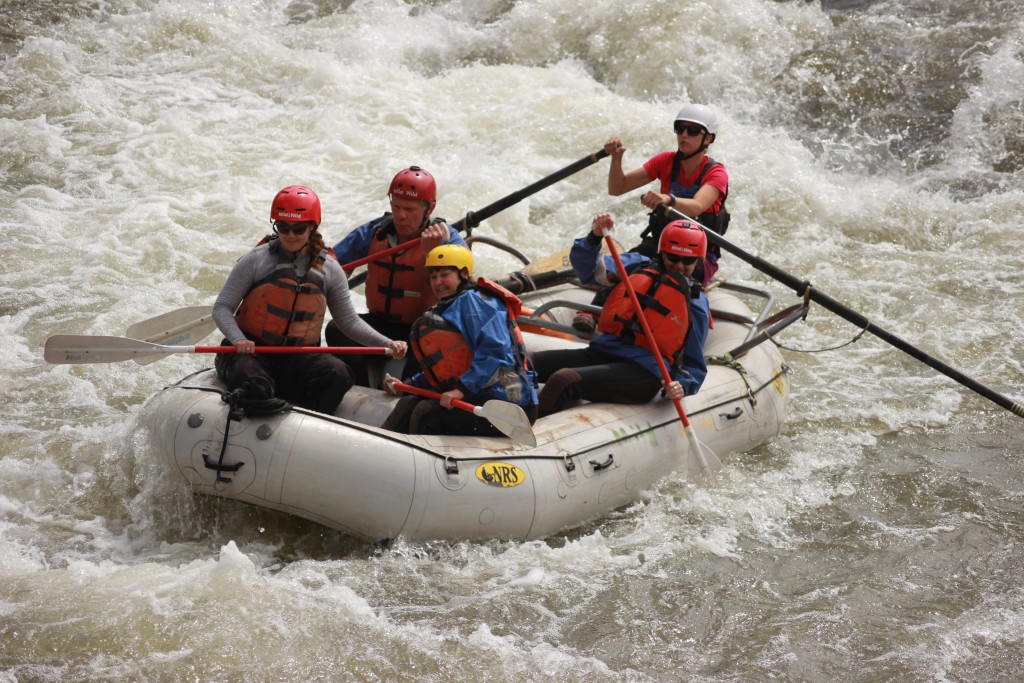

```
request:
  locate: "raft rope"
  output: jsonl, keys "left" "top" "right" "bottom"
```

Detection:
{"left": 761, "top": 283, "right": 870, "bottom": 354}
{"left": 767, "top": 320, "right": 870, "bottom": 354}
{"left": 687, "top": 363, "right": 792, "bottom": 422}
{"left": 175, "top": 363, "right": 791, "bottom": 476}
{"left": 705, "top": 352, "right": 757, "bottom": 405}
{"left": 428, "top": 362, "right": 793, "bottom": 471}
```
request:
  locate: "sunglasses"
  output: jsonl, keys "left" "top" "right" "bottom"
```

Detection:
{"left": 664, "top": 253, "right": 699, "bottom": 266}
{"left": 274, "top": 221, "right": 314, "bottom": 236}
{"left": 673, "top": 122, "right": 706, "bottom": 136}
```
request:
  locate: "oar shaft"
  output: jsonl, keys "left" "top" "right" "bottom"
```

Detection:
{"left": 43, "top": 334, "right": 392, "bottom": 364}
{"left": 450, "top": 149, "right": 609, "bottom": 233}
{"left": 604, "top": 236, "right": 692, "bottom": 427}
{"left": 192, "top": 346, "right": 390, "bottom": 355}
{"left": 661, "top": 206, "right": 1024, "bottom": 419}
{"left": 392, "top": 382, "right": 475, "bottom": 414}
{"left": 341, "top": 238, "right": 420, "bottom": 271}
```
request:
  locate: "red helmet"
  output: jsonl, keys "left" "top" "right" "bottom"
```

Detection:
{"left": 388, "top": 166, "right": 436, "bottom": 214}
{"left": 659, "top": 220, "right": 707, "bottom": 259}
{"left": 271, "top": 186, "right": 321, "bottom": 226}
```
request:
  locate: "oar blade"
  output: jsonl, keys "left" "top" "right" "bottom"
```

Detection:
{"left": 44, "top": 335, "right": 166, "bottom": 364}
{"left": 684, "top": 425, "right": 722, "bottom": 474}
{"left": 520, "top": 239, "right": 623, "bottom": 278}
{"left": 125, "top": 306, "right": 216, "bottom": 365}
{"left": 479, "top": 400, "right": 538, "bottom": 447}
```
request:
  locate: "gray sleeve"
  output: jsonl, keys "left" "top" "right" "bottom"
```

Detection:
{"left": 323, "top": 259, "right": 392, "bottom": 348}
{"left": 212, "top": 250, "right": 259, "bottom": 343}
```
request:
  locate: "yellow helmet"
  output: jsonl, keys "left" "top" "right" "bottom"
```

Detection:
{"left": 425, "top": 244, "right": 473, "bottom": 277}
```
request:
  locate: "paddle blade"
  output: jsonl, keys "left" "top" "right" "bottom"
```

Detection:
{"left": 44, "top": 335, "right": 168, "bottom": 364}
{"left": 126, "top": 306, "right": 217, "bottom": 365}
{"left": 477, "top": 401, "right": 538, "bottom": 447}
{"left": 684, "top": 425, "right": 722, "bottom": 474}
{"left": 521, "top": 239, "right": 623, "bottom": 277}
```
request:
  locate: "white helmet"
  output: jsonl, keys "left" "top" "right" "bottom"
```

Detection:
{"left": 675, "top": 104, "right": 719, "bottom": 135}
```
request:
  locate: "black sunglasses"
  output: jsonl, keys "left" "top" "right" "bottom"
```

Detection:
{"left": 664, "top": 253, "right": 699, "bottom": 266}
{"left": 673, "top": 122, "right": 706, "bottom": 136}
{"left": 274, "top": 221, "right": 314, "bottom": 236}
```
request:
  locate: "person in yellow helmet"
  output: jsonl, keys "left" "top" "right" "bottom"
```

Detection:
{"left": 381, "top": 245, "right": 538, "bottom": 436}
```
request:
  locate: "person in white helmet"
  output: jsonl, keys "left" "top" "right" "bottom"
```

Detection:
{"left": 570, "top": 104, "right": 728, "bottom": 335}
{"left": 605, "top": 103, "right": 729, "bottom": 282}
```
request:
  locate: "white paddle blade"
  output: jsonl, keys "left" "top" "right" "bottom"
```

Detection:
{"left": 684, "top": 426, "right": 722, "bottom": 474}
{"left": 44, "top": 335, "right": 175, "bottom": 364}
{"left": 125, "top": 306, "right": 216, "bottom": 364}
{"left": 477, "top": 401, "right": 538, "bottom": 447}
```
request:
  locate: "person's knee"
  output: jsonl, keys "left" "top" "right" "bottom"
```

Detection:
{"left": 409, "top": 399, "right": 442, "bottom": 434}
{"left": 381, "top": 395, "right": 419, "bottom": 433}
{"left": 296, "top": 358, "right": 354, "bottom": 413}
{"left": 538, "top": 367, "right": 583, "bottom": 417}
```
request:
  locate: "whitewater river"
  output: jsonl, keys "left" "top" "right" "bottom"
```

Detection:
{"left": 2, "top": 0, "right": 1023, "bottom": 680}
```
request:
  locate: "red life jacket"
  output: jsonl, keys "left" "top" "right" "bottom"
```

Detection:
{"left": 597, "top": 266, "right": 690, "bottom": 364}
{"left": 235, "top": 240, "right": 329, "bottom": 346}
{"left": 410, "top": 278, "right": 531, "bottom": 392}
{"left": 364, "top": 217, "right": 440, "bottom": 324}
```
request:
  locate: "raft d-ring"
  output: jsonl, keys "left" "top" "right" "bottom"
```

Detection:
{"left": 562, "top": 453, "right": 576, "bottom": 473}
{"left": 444, "top": 456, "right": 459, "bottom": 475}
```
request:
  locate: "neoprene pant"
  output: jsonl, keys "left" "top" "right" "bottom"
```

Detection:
{"left": 531, "top": 347, "right": 662, "bottom": 416}
{"left": 215, "top": 342, "right": 354, "bottom": 414}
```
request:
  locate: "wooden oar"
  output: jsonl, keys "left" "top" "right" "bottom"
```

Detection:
{"left": 392, "top": 381, "right": 537, "bottom": 447}
{"left": 604, "top": 236, "right": 722, "bottom": 473}
{"left": 658, "top": 206, "right": 1024, "bottom": 420}
{"left": 44, "top": 335, "right": 392, "bottom": 365}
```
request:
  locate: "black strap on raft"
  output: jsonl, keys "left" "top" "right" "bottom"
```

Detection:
{"left": 202, "top": 388, "right": 291, "bottom": 486}
{"left": 203, "top": 389, "right": 247, "bottom": 486}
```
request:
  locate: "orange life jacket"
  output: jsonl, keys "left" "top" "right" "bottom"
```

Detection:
{"left": 235, "top": 241, "right": 329, "bottom": 346}
{"left": 410, "top": 278, "right": 532, "bottom": 393}
{"left": 597, "top": 266, "right": 690, "bottom": 364}
{"left": 364, "top": 217, "right": 441, "bottom": 324}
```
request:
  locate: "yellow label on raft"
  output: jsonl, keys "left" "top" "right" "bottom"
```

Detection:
{"left": 475, "top": 462, "right": 526, "bottom": 488}
{"left": 772, "top": 370, "right": 787, "bottom": 396}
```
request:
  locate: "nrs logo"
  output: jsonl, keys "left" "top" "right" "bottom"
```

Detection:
{"left": 475, "top": 462, "right": 525, "bottom": 488}
{"left": 771, "top": 370, "right": 786, "bottom": 396}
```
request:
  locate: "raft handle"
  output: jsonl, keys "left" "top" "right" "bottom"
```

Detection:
{"left": 721, "top": 407, "right": 743, "bottom": 420}
{"left": 202, "top": 453, "right": 244, "bottom": 474}
{"left": 589, "top": 454, "right": 614, "bottom": 472}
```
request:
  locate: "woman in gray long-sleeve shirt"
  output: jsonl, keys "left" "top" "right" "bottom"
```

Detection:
{"left": 212, "top": 186, "right": 407, "bottom": 414}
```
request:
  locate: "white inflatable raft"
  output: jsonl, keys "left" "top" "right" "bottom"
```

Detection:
{"left": 138, "top": 281, "right": 797, "bottom": 543}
